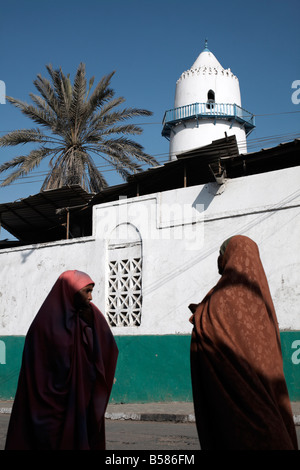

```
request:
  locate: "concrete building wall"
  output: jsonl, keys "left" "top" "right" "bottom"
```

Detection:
{"left": 0, "top": 164, "right": 300, "bottom": 401}
{"left": 169, "top": 119, "right": 248, "bottom": 157}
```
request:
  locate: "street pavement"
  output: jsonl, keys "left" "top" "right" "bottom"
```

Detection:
{"left": 0, "top": 400, "right": 299, "bottom": 450}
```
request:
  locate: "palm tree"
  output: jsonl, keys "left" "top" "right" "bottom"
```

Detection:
{"left": 0, "top": 63, "right": 157, "bottom": 193}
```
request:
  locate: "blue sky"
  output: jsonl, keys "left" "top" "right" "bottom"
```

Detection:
{"left": 0, "top": 0, "right": 299, "bottom": 216}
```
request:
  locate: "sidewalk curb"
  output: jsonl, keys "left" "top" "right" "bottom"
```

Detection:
{"left": 0, "top": 406, "right": 195, "bottom": 423}
{"left": 1, "top": 404, "right": 300, "bottom": 425}
{"left": 294, "top": 415, "right": 300, "bottom": 426}
{"left": 104, "top": 411, "right": 196, "bottom": 423}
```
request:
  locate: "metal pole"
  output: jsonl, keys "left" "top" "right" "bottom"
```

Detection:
{"left": 184, "top": 164, "right": 187, "bottom": 188}
{"left": 66, "top": 210, "right": 70, "bottom": 240}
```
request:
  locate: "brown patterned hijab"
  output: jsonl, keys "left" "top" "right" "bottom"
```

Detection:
{"left": 190, "top": 235, "right": 298, "bottom": 450}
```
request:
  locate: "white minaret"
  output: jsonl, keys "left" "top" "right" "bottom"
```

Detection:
{"left": 162, "top": 41, "right": 255, "bottom": 160}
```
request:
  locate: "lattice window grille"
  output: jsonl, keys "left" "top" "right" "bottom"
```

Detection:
{"left": 107, "top": 257, "right": 142, "bottom": 327}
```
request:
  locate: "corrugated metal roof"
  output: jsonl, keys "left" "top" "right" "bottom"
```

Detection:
{"left": 92, "top": 136, "right": 239, "bottom": 204}
{"left": 0, "top": 185, "right": 94, "bottom": 244}
{"left": 221, "top": 138, "right": 300, "bottom": 177}
{"left": 1, "top": 137, "right": 299, "bottom": 246}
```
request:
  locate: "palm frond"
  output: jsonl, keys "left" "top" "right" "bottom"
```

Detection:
{"left": 0, "top": 147, "right": 53, "bottom": 186}
{"left": 88, "top": 145, "right": 137, "bottom": 183}
{"left": 70, "top": 63, "right": 87, "bottom": 136}
{"left": 6, "top": 96, "right": 59, "bottom": 131}
{"left": 96, "top": 96, "right": 126, "bottom": 117}
{"left": 32, "top": 75, "right": 61, "bottom": 116}
{"left": 0, "top": 128, "right": 49, "bottom": 147}
{"left": 85, "top": 157, "right": 108, "bottom": 192}
{"left": 101, "top": 124, "right": 144, "bottom": 136}
{"left": 100, "top": 136, "right": 157, "bottom": 166}
{"left": 85, "top": 71, "right": 115, "bottom": 115}
{"left": 43, "top": 65, "right": 72, "bottom": 126}
{"left": 86, "top": 76, "right": 95, "bottom": 102}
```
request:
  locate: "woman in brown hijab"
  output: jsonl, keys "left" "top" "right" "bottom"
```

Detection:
{"left": 189, "top": 235, "right": 298, "bottom": 450}
{"left": 5, "top": 270, "right": 118, "bottom": 450}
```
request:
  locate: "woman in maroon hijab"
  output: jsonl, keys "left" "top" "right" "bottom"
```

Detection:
{"left": 5, "top": 270, "right": 118, "bottom": 450}
{"left": 189, "top": 235, "right": 298, "bottom": 450}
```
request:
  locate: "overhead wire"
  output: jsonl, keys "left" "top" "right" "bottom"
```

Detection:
{"left": 0, "top": 109, "right": 299, "bottom": 135}
{"left": 0, "top": 114, "right": 299, "bottom": 186}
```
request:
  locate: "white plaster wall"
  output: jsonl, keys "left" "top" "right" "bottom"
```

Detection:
{"left": 0, "top": 238, "right": 100, "bottom": 335}
{"left": 169, "top": 120, "right": 247, "bottom": 158}
{"left": 1, "top": 165, "right": 299, "bottom": 336}
{"left": 94, "top": 164, "right": 300, "bottom": 334}
{"left": 174, "top": 71, "right": 241, "bottom": 108}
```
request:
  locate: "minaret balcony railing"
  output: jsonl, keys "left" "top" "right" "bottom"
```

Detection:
{"left": 162, "top": 102, "right": 255, "bottom": 138}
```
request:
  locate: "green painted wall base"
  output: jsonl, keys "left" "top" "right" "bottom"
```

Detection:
{"left": 0, "top": 336, "right": 25, "bottom": 400}
{"left": 112, "top": 335, "right": 192, "bottom": 403}
{"left": 0, "top": 333, "right": 299, "bottom": 402}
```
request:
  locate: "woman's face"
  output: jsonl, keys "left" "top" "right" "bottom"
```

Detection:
{"left": 74, "top": 283, "right": 94, "bottom": 309}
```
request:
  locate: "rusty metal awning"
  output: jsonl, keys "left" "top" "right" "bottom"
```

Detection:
{"left": 0, "top": 185, "right": 94, "bottom": 244}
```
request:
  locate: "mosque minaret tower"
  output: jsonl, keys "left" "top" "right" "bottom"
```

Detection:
{"left": 162, "top": 41, "right": 255, "bottom": 159}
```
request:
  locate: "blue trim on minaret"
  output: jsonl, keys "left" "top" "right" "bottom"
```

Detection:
{"left": 161, "top": 102, "right": 256, "bottom": 139}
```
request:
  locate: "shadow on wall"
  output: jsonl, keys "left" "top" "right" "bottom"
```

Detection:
{"left": 192, "top": 182, "right": 225, "bottom": 213}
{"left": 21, "top": 248, "right": 36, "bottom": 264}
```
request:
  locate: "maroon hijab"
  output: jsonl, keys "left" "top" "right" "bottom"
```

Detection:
{"left": 5, "top": 270, "right": 118, "bottom": 450}
{"left": 190, "top": 236, "right": 297, "bottom": 450}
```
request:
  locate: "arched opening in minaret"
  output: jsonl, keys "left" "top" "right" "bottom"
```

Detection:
{"left": 206, "top": 90, "right": 215, "bottom": 110}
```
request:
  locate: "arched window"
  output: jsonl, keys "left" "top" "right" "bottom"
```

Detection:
{"left": 206, "top": 89, "right": 215, "bottom": 110}
{"left": 107, "top": 223, "right": 143, "bottom": 327}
